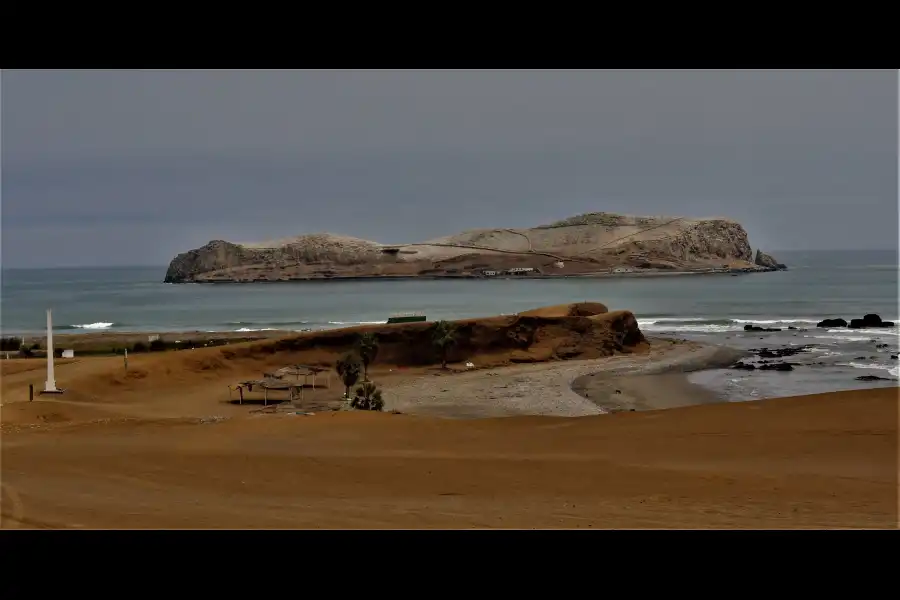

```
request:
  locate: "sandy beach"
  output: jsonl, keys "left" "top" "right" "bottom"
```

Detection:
{"left": 382, "top": 339, "right": 745, "bottom": 418}
{"left": 1, "top": 309, "right": 896, "bottom": 529}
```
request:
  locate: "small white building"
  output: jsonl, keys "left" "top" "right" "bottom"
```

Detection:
{"left": 483, "top": 270, "right": 498, "bottom": 276}
{"left": 62, "top": 349, "right": 75, "bottom": 358}
{"left": 507, "top": 267, "right": 535, "bottom": 275}
{"left": 553, "top": 261, "right": 565, "bottom": 269}
{"left": 612, "top": 267, "right": 632, "bottom": 274}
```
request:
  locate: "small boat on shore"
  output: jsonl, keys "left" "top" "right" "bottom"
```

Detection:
{"left": 387, "top": 312, "right": 427, "bottom": 324}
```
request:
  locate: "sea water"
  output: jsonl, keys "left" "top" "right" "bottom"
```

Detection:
{"left": 2, "top": 249, "right": 897, "bottom": 400}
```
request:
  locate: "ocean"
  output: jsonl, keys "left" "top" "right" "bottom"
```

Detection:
{"left": 2, "top": 249, "right": 897, "bottom": 401}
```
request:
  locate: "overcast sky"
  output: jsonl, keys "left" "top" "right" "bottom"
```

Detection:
{"left": 2, "top": 69, "right": 897, "bottom": 268}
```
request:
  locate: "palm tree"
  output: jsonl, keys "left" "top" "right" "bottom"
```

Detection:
{"left": 336, "top": 352, "right": 361, "bottom": 400}
{"left": 352, "top": 381, "right": 384, "bottom": 411}
{"left": 431, "top": 320, "right": 458, "bottom": 369}
{"left": 357, "top": 332, "right": 379, "bottom": 381}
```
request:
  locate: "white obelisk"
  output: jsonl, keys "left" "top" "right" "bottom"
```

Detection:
{"left": 44, "top": 309, "right": 59, "bottom": 393}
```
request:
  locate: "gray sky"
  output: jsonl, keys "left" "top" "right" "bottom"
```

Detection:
{"left": 2, "top": 69, "right": 897, "bottom": 268}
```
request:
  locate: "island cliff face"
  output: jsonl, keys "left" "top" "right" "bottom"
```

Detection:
{"left": 164, "top": 212, "right": 785, "bottom": 283}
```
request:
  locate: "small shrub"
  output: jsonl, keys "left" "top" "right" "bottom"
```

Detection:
{"left": 351, "top": 381, "right": 384, "bottom": 411}
{"left": 132, "top": 341, "right": 148, "bottom": 353}
{"left": 148, "top": 339, "right": 166, "bottom": 352}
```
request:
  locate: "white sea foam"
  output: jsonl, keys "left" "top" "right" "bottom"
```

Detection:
{"left": 810, "top": 334, "right": 884, "bottom": 343}
{"left": 731, "top": 318, "right": 818, "bottom": 325}
{"left": 637, "top": 316, "right": 819, "bottom": 334}
{"left": 809, "top": 348, "right": 843, "bottom": 357}
{"left": 73, "top": 322, "right": 115, "bottom": 329}
{"left": 843, "top": 362, "right": 899, "bottom": 378}
{"left": 234, "top": 327, "right": 278, "bottom": 332}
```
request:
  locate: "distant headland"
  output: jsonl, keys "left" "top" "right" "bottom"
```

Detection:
{"left": 163, "top": 212, "right": 787, "bottom": 283}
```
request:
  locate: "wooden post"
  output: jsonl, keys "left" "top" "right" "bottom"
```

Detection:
{"left": 239, "top": 386, "right": 243, "bottom": 405}
{"left": 264, "top": 387, "right": 268, "bottom": 407}
{"left": 29, "top": 384, "right": 34, "bottom": 402}
{"left": 124, "top": 349, "right": 128, "bottom": 371}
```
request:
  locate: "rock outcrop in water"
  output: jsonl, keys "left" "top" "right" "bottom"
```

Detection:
{"left": 754, "top": 249, "right": 787, "bottom": 270}
{"left": 848, "top": 314, "right": 895, "bottom": 329}
{"left": 164, "top": 212, "right": 784, "bottom": 283}
{"left": 816, "top": 315, "right": 895, "bottom": 329}
{"left": 817, "top": 318, "right": 848, "bottom": 328}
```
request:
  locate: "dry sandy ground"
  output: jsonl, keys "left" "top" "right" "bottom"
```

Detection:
{"left": 0, "top": 334, "right": 897, "bottom": 529}
{"left": 1, "top": 387, "right": 896, "bottom": 529}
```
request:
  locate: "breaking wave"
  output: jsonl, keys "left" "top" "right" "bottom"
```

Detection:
{"left": 843, "top": 362, "right": 900, "bottom": 379}
{"left": 638, "top": 317, "right": 899, "bottom": 336}
{"left": 56, "top": 322, "right": 119, "bottom": 330}
{"left": 637, "top": 317, "right": 819, "bottom": 333}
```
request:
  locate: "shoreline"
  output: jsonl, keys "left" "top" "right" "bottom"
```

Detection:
{"left": 167, "top": 267, "right": 780, "bottom": 285}
{"left": 570, "top": 344, "right": 744, "bottom": 413}
{"left": 5, "top": 323, "right": 892, "bottom": 419}
{"left": 2, "top": 329, "right": 296, "bottom": 354}
{"left": 380, "top": 339, "right": 749, "bottom": 418}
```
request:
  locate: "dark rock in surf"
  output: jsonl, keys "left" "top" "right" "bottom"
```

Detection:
{"left": 891, "top": 355, "right": 898, "bottom": 360}
{"left": 758, "top": 362, "right": 795, "bottom": 371}
{"left": 744, "top": 324, "right": 781, "bottom": 332}
{"left": 731, "top": 361, "right": 756, "bottom": 370}
{"left": 855, "top": 375, "right": 891, "bottom": 382}
{"left": 817, "top": 318, "right": 847, "bottom": 328}
{"left": 848, "top": 314, "right": 895, "bottom": 329}
{"left": 754, "top": 346, "right": 812, "bottom": 359}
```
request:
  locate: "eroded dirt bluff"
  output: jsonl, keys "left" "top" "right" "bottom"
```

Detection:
{"left": 164, "top": 212, "right": 781, "bottom": 282}
{"left": 220, "top": 302, "right": 647, "bottom": 368}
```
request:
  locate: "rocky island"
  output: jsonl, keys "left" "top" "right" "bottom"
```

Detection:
{"left": 164, "top": 212, "right": 787, "bottom": 283}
